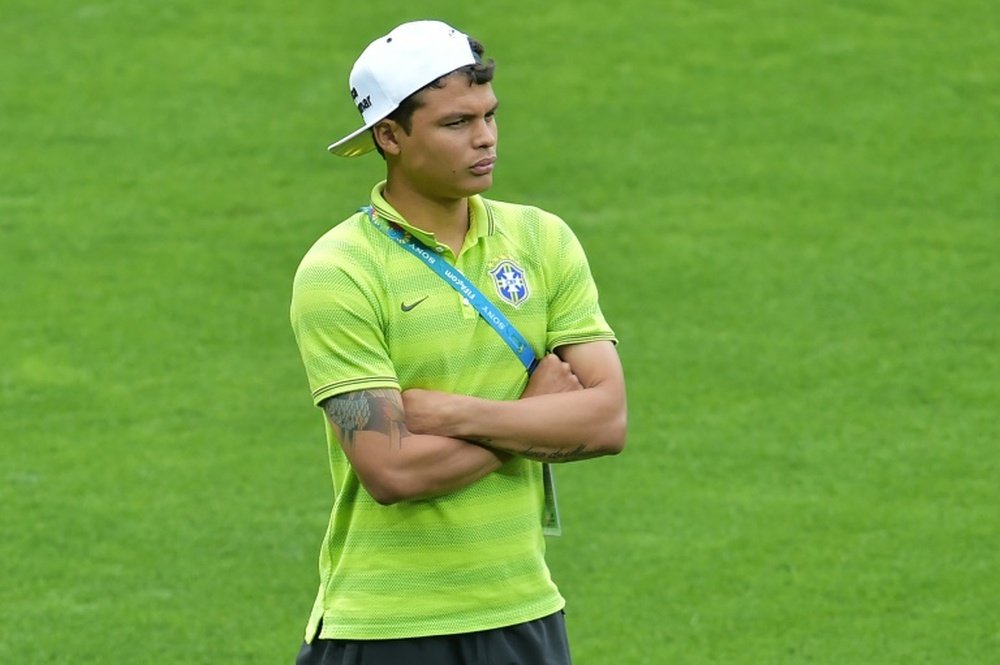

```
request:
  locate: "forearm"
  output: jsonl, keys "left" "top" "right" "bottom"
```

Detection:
{"left": 365, "top": 432, "right": 509, "bottom": 503}
{"left": 321, "top": 389, "right": 507, "bottom": 505}
{"left": 437, "top": 387, "right": 626, "bottom": 462}
{"left": 402, "top": 342, "right": 628, "bottom": 463}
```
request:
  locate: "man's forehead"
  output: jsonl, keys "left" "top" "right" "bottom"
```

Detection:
{"left": 416, "top": 76, "right": 497, "bottom": 114}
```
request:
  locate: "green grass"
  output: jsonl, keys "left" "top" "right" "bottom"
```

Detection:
{"left": 2, "top": 1, "right": 997, "bottom": 663}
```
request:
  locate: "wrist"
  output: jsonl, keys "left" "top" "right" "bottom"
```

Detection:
{"left": 444, "top": 393, "right": 475, "bottom": 438}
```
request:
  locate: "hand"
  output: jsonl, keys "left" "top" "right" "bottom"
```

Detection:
{"left": 401, "top": 388, "right": 453, "bottom": 436}
{"left": 520, "top": 353, "right": 582, "bottom": 399}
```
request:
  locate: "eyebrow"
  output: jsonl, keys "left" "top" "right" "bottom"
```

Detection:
{"left": 439, "top": 101, "right": 500, "bottom": 123}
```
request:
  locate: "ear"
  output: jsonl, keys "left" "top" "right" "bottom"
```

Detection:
{"left": 372, "top": 120, "right": 402, "bottom": 156}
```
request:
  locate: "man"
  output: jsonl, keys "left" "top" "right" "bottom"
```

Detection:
{"left": 290, "top": 19, "right": 627, "bottom": 665}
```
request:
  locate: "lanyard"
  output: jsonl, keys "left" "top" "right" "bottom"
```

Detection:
{"left": 361, "top": 204, "right": 561, "bottom": 536}
{"left": 362, "top": 205, "right": 539, "bottom": 374}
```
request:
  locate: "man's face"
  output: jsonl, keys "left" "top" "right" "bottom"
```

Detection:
{"left": 390, "top": 73, "right": 499, "bottom": 201}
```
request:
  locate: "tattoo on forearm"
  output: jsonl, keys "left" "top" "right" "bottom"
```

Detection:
{"left": 533, "top": 444, "right": 604, "bottom": 461}
{"left": 321, "top": 390, "right": 410, "bottom": 449}
{"left": 474, "top": 439, "right": 602, "bottom": 462}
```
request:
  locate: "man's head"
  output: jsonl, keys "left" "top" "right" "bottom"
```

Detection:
{"left": 328, "top": 20, "right": 495, "bottom": 158}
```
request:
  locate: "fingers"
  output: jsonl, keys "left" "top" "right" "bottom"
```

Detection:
{"left": 548, "top": 353, "right": 581, "bottom": 385}
{"left": 524, "top": 353, "right": 582, "bottom": 396}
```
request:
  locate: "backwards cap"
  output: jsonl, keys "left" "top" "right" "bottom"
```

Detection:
{"left": 327, "top": 20, "right": 477, "bottom": 157}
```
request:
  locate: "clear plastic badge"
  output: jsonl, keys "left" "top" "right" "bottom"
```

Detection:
{"left": 542, "top": 463, "right": 562, "bottom": 536}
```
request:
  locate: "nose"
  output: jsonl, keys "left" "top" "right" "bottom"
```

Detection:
{"left": 472, "top": 117, "right": 497, "bottom": 149}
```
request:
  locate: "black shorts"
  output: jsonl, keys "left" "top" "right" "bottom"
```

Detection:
{"left": 295, "top": 611, "right": 572, "bottom": 665}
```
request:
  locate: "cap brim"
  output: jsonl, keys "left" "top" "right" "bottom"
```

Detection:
{"left": 328, "top": 124, "right": 377, "bottom": 157}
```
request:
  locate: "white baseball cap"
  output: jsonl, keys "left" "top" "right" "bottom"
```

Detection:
{"left": 327, "top": 20, "right": 477, "bottom": 157}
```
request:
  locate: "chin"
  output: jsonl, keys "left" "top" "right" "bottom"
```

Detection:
{"left": 433, "top": 176, "right": 493, "bottom": 201}
{"left": 465, "top": 175, "right": 493, "bottom": 195}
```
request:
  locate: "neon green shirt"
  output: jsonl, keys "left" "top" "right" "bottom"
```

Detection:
{"left": 290, "top": 182, "right": 616, "bottom": 639}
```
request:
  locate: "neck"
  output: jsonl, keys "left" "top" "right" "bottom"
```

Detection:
{"left": 383, "top": 181, "right": 470, "bottom": 253}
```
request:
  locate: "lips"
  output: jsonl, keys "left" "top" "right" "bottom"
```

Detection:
{"left": 470, "top": 156, "right": 496, "bottom": 175}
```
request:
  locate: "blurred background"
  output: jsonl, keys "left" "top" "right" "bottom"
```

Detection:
{"left": 1, "top": 1, "right": 996, "bottom": 662}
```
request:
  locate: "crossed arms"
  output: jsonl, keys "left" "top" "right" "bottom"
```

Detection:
{"left": 319, "top": 341, "right": 627, "bottom": 505}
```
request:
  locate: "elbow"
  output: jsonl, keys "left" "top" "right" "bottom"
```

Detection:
{"left": 598, "top": 409, "right": 627, "bottom": 456}
{"left": 366, "top": 483, "right": 406, "bottom": 506}
{"left": 604, "top": 433, "right": 626, "bottom": 456}
{"left": 359, "top": 468, "right": 424, "bottom": 506}
{"left": 584, "top": 388, "right": 627, "bottom": 457}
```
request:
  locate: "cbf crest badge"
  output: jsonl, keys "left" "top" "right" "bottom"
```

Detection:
{"left": 489, "top": 259, "right": 530, "bottom": 307}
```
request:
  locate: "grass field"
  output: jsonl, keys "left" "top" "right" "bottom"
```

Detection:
{"left": 2, "top": 1, "right": 997, "bottom": 663}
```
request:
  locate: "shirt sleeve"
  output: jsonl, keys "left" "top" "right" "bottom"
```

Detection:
{"left": 543, "top": 215, "right": 617, "bottom": 350}
{"left": 290, "top": 236, "right": 399, "bottom": 405}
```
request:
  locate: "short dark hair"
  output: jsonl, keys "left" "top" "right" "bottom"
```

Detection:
{"left": 372, "top": 38, "right": 495, "bottom": 158}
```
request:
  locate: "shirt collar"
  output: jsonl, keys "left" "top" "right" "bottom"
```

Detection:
{"left": 368, "top": 181, "right": 495, "bottom": 247}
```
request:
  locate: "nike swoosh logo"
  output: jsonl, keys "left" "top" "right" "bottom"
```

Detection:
{"left": 400, "top": 296, "right": 429, "bottom": 312}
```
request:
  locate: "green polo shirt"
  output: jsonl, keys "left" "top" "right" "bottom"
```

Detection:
{"left": 290, "top": 182, "right": 616, "bottom": 640}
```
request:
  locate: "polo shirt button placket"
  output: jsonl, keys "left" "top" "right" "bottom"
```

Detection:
{"left": 460, "top": 296, "right": 477, "bottom": 319}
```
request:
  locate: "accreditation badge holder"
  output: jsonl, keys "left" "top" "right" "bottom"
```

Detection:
{"left": 542, "top": 463, "right": 562, "bottom": 536}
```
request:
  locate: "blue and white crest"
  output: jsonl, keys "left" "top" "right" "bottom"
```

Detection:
{"left": 489, "top": 259, "right": 530, "bottom": 306}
